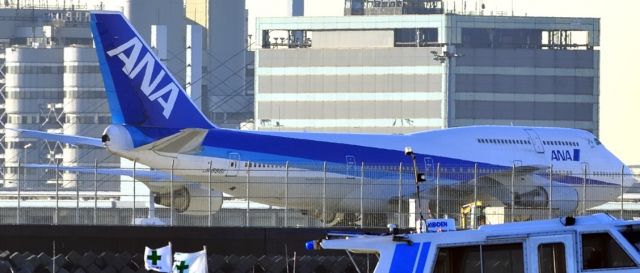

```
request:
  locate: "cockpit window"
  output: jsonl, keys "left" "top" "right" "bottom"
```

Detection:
{"left": 594, "top": 138, "right": 601, "bottom": 145}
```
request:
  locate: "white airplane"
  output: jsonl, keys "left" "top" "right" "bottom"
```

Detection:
{"left": 12, "top": 11, "right": 637, "bottom": 225}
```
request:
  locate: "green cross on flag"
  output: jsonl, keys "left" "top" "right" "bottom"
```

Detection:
{"left": 144, "top": 244, "right": 173, "bottom": 272}
{"left": 148, "top": 250, "right": 161, "bottom": 265}
{"left": 175, "top": 261, "right": 189, "bottom": 273}
{"left": 173, "top": 249, "right": 207, "bottom": 273}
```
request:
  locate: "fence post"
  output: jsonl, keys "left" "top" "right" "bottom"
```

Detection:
{"left": 94, "top": 159, "right": 97, "bottom": 225}
{"left": 473, "top": 163, "right": 478, "bottom": 229}
{"left": 246, "top": 161, "right": 251, "bottom": 227}
{"left": 360, "top": 162, "right": 364, "bottom": 229}
{"left": 284, "top": 161, "right": 289, "bottom": 227}
{"left": 436, "top": 163, "right": 440, "bottom": 219}
{"left": 132, "top": 160, "right": 136, "bottom": 225}
{"left": 170, "top": 160, "right": 174, "bottom": 226}
{"left": 510, "top": 163, "right": 515, "bottom": 222}
{"left": 208, "top": 161, "right": 213, "bottom": 227}
{"left": 17, "top": 162, "right": 20, "bottom": 224}
{"left": 621, "top": 165, "right": 625, "bottom": 219}
{"left": 76, "top": 167, "right": 80, "bottom": 224}
{"left": 549, "top": 164, "right": 553, "bottom": 219}
{"left": 398, "top": 162, "right": 402, "bottom": 226}
{"left": 582, "top": 164, "right": 587, "bottom": 215}
{"left": 323, "top": 161, "right": 327, "bottom": 228}
{"left": 55, "top": 162, "right": 60, "bottom": 225}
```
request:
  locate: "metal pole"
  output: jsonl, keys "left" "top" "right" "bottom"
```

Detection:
{"left": 436, "top": 163, "right": 440, "bottom": 218}
{"left": 473, "top": 163, "right": 478, "bottom": 229}
{"left": 17, "top": 162, "right": 20, "bottom": 224}
{"left": 549, "top": 165, "right": 553, "bottom": 219}
{"left": 582, "top": 165, "right": 587, "bottom": 215}
{"left": 284, "top": 161, "right": 289, "bottom": 227}
{"left": 510, "top": 163, "right": 515, "bottom": 222}
{"left": 76, "top": 167, "right": 80, "bottom": 224}
{"left": 208, "top": 161, "right": 213, "bottom": 227}
{"left": 132, "top": 160, "right": 136, "bottom": 225}
{"left": 410, "top": 153, "right": 423, "bottom": 231}
{"left": 52, "top": 240, "right": 56, "bottom": 273}
{"left": 322, "top": 161, "right": 327, "bottom": 228}
{"left": 621, "top": 165, "right": 625, "bottom": 219}
{"left": 246, "top": 161, "right": 251, "bottom": 227}
{"left": 170, "top": 160, "right": 174, "bottom": 226}
{"left": 94, "top": 159, "right": 97, "bottom": 225}
{"left": 360, "top": 162, "right": 364, "bottom": 228}
{"left": 398, "top": 162, "right": 402, "bottom": 225}
{"left": 55, "top": 162, "right": 59, "bottom": 225}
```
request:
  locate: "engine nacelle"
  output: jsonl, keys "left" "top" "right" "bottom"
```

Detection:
{"left": 515, "top": 181, "right": 579, "bottom": 216}
{"left": 102, "top": 124, "right": 134, "bottom": 151}
{"left": 153, "top": 183, "right": 223, "bottom": 215}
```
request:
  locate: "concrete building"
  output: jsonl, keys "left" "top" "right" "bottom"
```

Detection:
{"left": 254, "top": 4, "right": 600, "bottom": 134}
{"left": 185, "top": 0, "right": 252, "bottom": 128}
{"left": 0, "top": 0, "right": 187, "bottom": 189}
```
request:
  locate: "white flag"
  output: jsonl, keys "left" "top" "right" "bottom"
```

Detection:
{"left": 144, "top": 244, "right": 173, "bottom": 272}
{"left": 173, "top": 250, "right": 208, "bottom": 273}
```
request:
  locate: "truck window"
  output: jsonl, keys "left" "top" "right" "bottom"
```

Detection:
{"left": 433, "top": 243, "right": 523, "bottom": 273}
{"left": 582, "top": 232, "right": 636, "bottom": 270}
{"left": 538, "top": 243, "right": 566, "bottom": 273}
{"left": 433, "top": 245, "right": 480, "bottom": 273}
{"left": 621, "top": 226, "right": 640, "bottom": 252}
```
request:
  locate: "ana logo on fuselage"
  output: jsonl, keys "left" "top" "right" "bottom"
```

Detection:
{"left": 551, "top": 149, "right": 580, "bottom": 162}
{"left": 106, "top": 37, "right": 178, "bottom": 119}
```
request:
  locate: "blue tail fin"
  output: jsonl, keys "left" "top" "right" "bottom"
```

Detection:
{"left": 90, "top": 11, "right": 215, "bottom": 129}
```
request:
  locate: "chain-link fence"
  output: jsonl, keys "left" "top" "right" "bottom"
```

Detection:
{"left": 0, "top": 162, "right": 638, "bottom": 229}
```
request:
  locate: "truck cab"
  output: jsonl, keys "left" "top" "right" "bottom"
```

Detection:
{"left": 311, "top": 214, "right": 640, "bottom": 273}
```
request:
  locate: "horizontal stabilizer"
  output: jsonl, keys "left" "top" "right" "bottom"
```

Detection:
{"left": 7, "top": 128, "right": 103, "bottom": 147}
{"left": 135, "top": 128, "right": 208, "bottom": 154}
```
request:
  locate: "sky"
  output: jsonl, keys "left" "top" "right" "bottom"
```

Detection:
{"left": 247, "top": 0, "right": 640, "bottom": 165}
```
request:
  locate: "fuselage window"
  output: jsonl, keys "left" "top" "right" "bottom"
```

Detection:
{"left": 581, "top": 232, "right": 636, "bottom": 270}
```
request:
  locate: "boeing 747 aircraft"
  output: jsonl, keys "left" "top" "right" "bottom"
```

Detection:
{"left": 11, "top": 11, "right": 637, "bottom": 225}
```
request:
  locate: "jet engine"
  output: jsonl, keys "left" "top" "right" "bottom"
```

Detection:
{"left": 513, "top": 182, "right": 579, "bottom": 216}
{"left": 153, "top": 183, "right": 224, "bottom": 215}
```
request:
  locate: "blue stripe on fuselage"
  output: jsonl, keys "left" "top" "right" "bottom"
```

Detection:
{"left": 124, "top": 126, "right": 618, "bottom": 186}
{"left": 127, "top": 126, "right": 499, "bottom": 167}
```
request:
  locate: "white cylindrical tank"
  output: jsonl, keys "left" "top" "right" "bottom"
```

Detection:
{"left": 62, "top": 46, "right": 117, "bottom": 189}
{"left": 4, "top": 47, "right": 63, "bottom": 188}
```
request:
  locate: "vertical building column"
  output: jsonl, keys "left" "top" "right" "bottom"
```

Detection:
{"left": 186, "top": 24, "right": 203, "bottom": 110}
{"left": 151, "top": 25, "right": 168, "bottom": 63}
{"left": 4, "top": 47, "right": 63, "bottom": 188}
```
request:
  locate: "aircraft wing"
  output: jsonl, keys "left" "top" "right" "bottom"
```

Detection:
{"left": 492, "top": 165, "right": 547, "bottom": 178}
{"left": 135, "top": 128, "right": 208, "bottom": 154}
{"left": 430, "top": 165, "right": 548, "bottom": 208}
{"left": 7, "top": 128, "right": 103, "bottom": 148}
{"left": 24, "top": 164, "right": 178, "bottom": 186}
